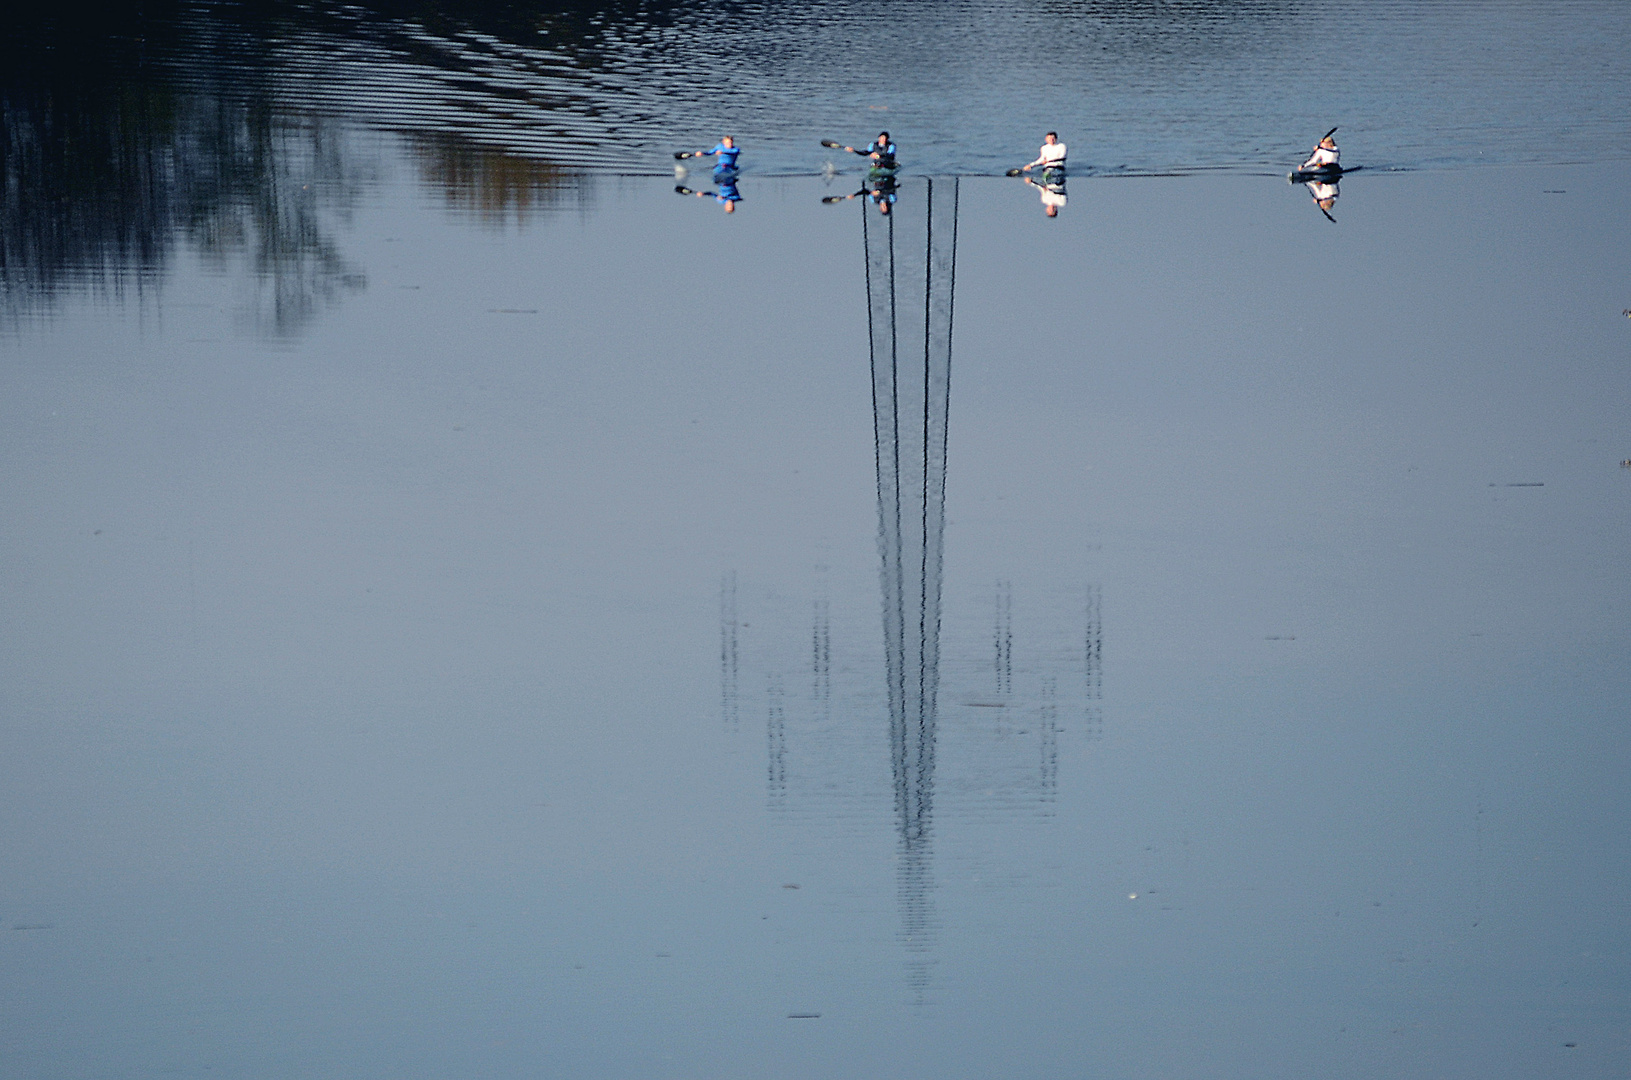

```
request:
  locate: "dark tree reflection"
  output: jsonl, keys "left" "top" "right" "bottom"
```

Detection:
{"left": 407, "top": 134, "right": 589, "bottom": 226}
{"left": 2, "top": 11, "right": 368, "bottom": 336}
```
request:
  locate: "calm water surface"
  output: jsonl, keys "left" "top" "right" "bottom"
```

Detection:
{"left": 3, "top": 4, "right": 1631, "bottom": 1079}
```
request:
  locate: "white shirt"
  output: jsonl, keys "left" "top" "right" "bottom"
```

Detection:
{"left": 1301, "top": 143, "right": 1339, "bottom": 169}
{"left": 1038, "top": 142, "right": 1068, "bottom": 167}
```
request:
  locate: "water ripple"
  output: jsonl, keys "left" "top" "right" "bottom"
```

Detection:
{"left": 133, "top": 0, "right": 1631, "bottom": 176}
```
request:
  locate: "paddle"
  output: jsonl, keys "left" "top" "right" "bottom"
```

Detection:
{"left": 820, "top": 139, "right": 874, "bottom": 158}
{"left": 1293, "top": 127, "right": 1341, "bottom": 173}
{"left": 822, "top": 184, "right": 877, "bottom": 204}
{"left": 675, "top": 151, "right": 701, "bottom": 160}
{"left": 815, "top": 141, "right": 893, "bottom": 164}
{"left": 1009, "top": 162, "right": 1068, "bottom": 177}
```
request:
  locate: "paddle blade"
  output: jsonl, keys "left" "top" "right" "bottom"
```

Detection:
{"left": 675, "top": 185, "right": 695, "bottom": 195}
{"left": 1323, "top": 126, "right": 1338, "bottom": 140}
{"left": 821, "top": 195, "right": 845, "bottom": 204}
{"left": 1005, "top": 168, "right": 1023, "bottom": 176}
{"left": 819, "top": 139, "right": 842, "bottom": 148}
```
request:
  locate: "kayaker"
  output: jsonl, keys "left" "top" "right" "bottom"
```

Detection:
{"left": 1022, "top": 132, "right": 1067, "bottom": 174}
{"left": 823, "top": 173, "right": 897, "bottom": 215}
{"left": 870, "top": 175, "right": 897, "bottom": 214}
{"left": 676, "top": 173, "right": 742, "bottom": 213}
{"left": 1301, "top": 129, "right": 1339, "bottom": 172}
{"left": 696, "top": 136, "right": 741, "bottom": 173}
{"left": 1025, "top": 175, "right": 1067, "bottom": 217}
{"left": 1303, "top": 178, "right": 1339, "bottom": 222}
{"left": 843, "top": 131, "right": 897, "bottom": 168}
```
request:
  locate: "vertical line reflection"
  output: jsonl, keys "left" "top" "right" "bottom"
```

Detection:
{"left": 1040, "top": 674, "right": 1059, "bottom": 809}
{"left": 995, "top": 580, "right": 1013, "bottom": 696}
{"left": 720, "top": 570, "right": 739, "bottom": 732}
{"left": 1085, "top": 582, "right": 1103, "bottom": 741}
{"left": 864, "top": 177, "right": 958, "bottom": 995}
{"left": 812, "top": 567, "right": 831, "bottom": 721}
{"left": 767, "top": 674, "right": 787, "bottom": 810}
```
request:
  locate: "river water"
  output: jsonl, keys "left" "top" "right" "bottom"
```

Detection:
{"left": 3, "top": 4, "right": 1630, "bottom": 1079}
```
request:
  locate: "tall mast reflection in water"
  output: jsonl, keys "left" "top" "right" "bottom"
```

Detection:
{"left": 863, "top": 177, "right": 959, "bottom": 987}
{"left": 719, "top": 179, "right": 1100, "bottom": 1003}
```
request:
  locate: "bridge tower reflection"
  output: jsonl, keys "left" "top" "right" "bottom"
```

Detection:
{"left": 861, "top": 177, "right": 959, "bottom": 989}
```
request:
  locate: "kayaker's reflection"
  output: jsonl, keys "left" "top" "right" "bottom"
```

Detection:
{"left": 821, "top": 172, "right": 899, "bottom": 215}
{"left": 675, "top": 173, "right": 742, "bottom": 213}
{"left": 1024, "top": 174, "right": 1067, "bottom": 217}
{"left": 1304, "top": 177, "right": 1339, "bottom": 222}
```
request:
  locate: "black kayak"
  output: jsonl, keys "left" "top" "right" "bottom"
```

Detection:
{"left": 1288, "top": 164, "right": 1361, "bottom": 183}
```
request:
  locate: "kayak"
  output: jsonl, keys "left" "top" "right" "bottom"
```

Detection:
{"left": 1288, "top": 164, "right": 1360, "bottom": 183}
{"left": 867, "top": 161, "right": 900, "bottom": 180}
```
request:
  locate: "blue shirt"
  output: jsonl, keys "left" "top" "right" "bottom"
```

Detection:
{"left": 708, "top": 142, "right": 741, "bottom": 170}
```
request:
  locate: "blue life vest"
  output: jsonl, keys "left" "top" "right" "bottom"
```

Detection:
{"left": 708, "top": 142, "right": 742, "bottom": 170}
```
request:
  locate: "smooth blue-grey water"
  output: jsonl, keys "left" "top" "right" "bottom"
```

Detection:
{"left": 4, "top": 4, "right": 1631, "bottom": 1078}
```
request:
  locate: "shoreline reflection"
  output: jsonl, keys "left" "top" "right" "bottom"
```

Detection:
{"left": 0, "top": 84, "right": 369, "bottom": 336}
